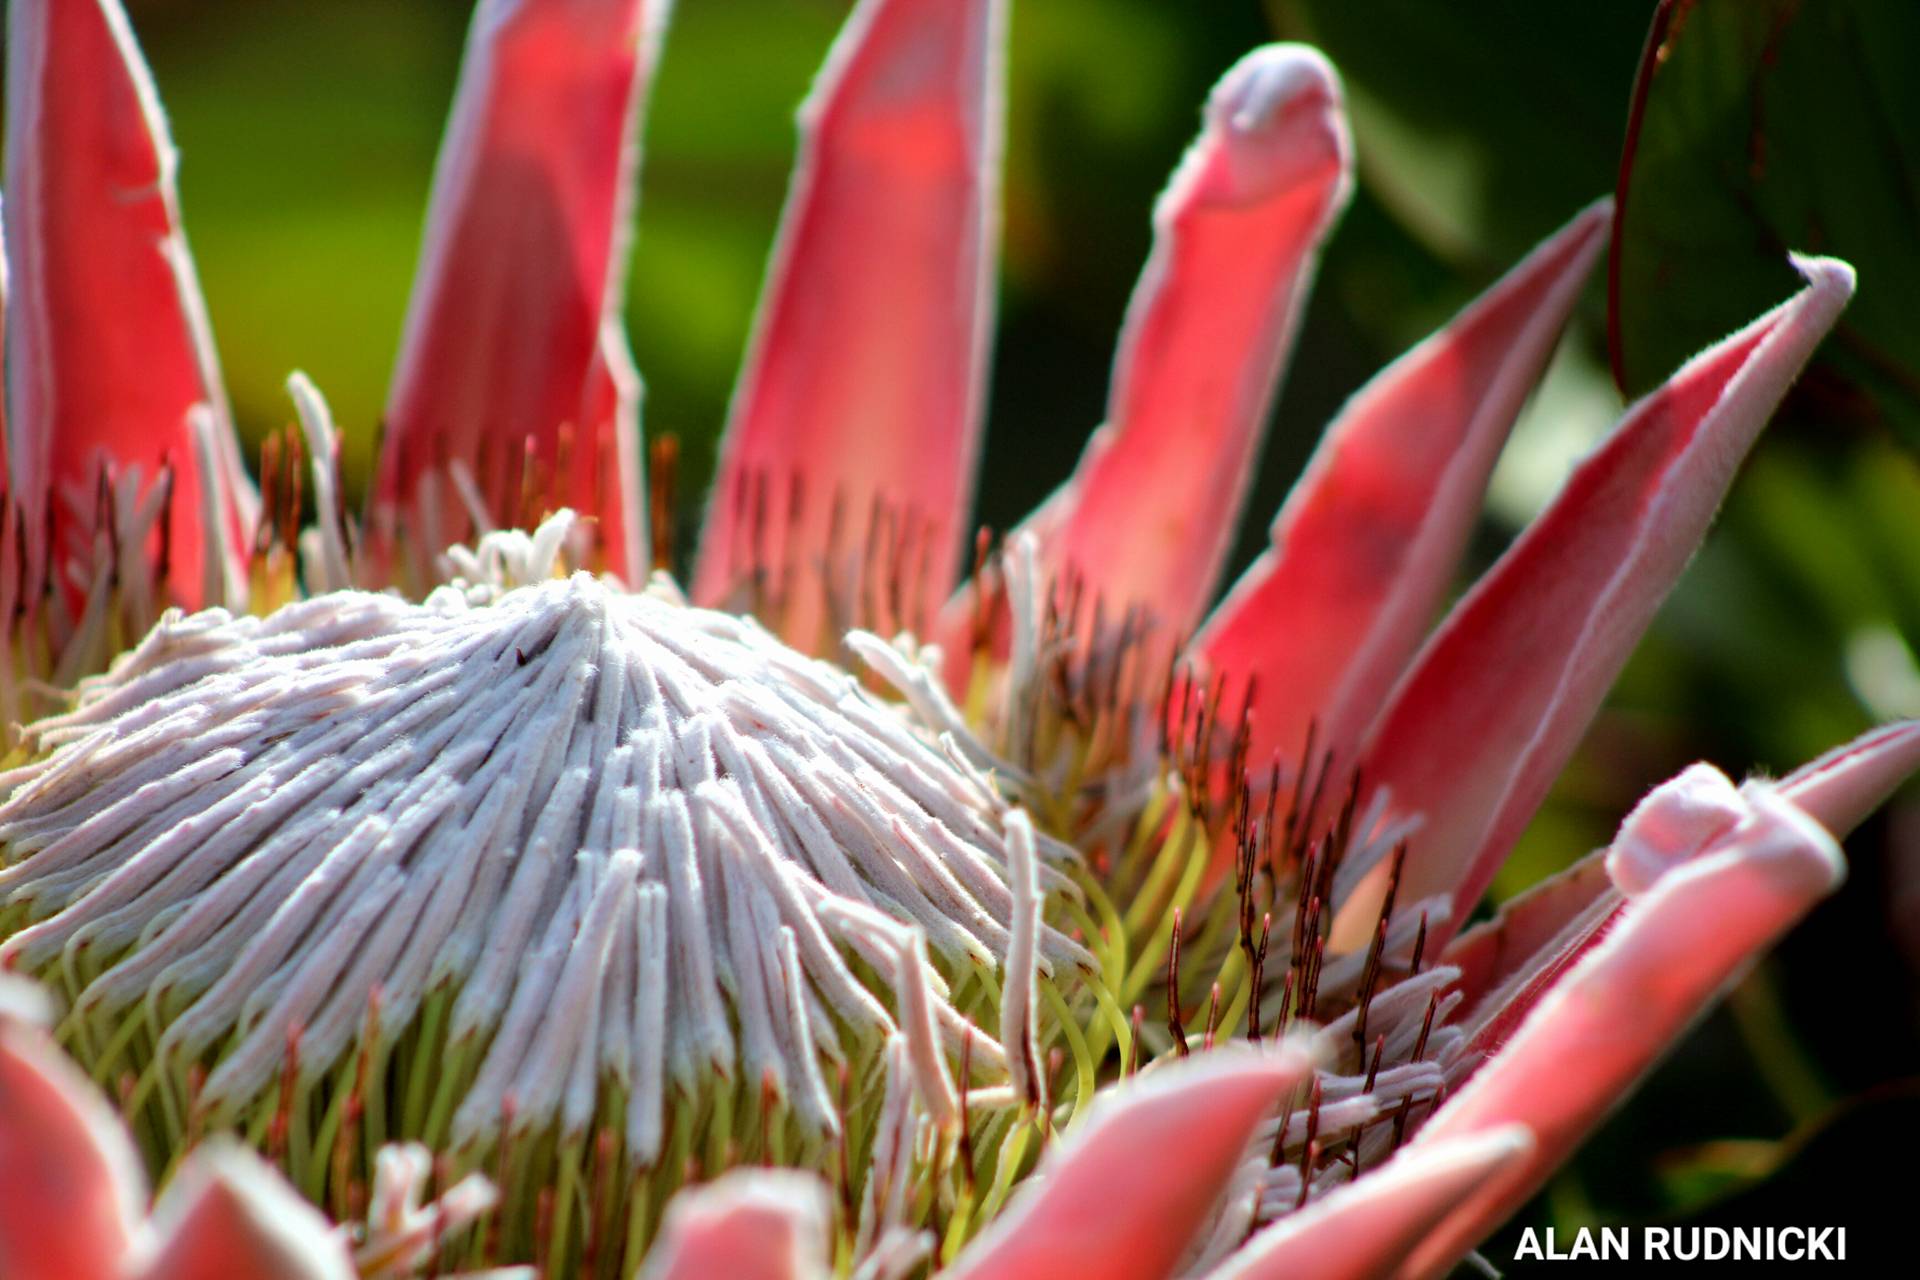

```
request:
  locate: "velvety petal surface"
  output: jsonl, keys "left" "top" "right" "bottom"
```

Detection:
{"left": 1443, "top": 763, "right": 1743, "bottom": 1071}
{"left": 693, "top": 0, "right": 1004, "bottom": 649}
{"left": 3, "top": 0, "right": 253, "bottom": 608}
{"left": 1197, "top": 200, "right": 1608, "bottom": 776}
{"left": 129, "top": 1143, "right": 353, "bottom": 1280}
{"left": 945, "top": 1041, "right": 1319, "bottom": 1280}
{"left": 1207, "top": 1126, "right": 1534, "bottom": 1280}
{"left": 1779, "top": 718, "right": 1920, "bottom": 836}
{"left": 377, "top": 0, "right": 667, "bottom": 580}
{"left": 1357, "top": 255, "right": 1855, "bottom": 934}
{"left": 0, "top": 992, "right": 147, "bottom": 1280}
{"left": 1399, "top": 784, "right": 1847, "bottom": 1278}
{"left": 639, "top": 1170, "right": 829, "bottom": 1280}
{"left": 1033, "top": 43, "right": 1352, "bottom": 642}
{"left": 1447, "top": 722, "right": 1920, "bottom": 1059}
{"left": 1440, "top": 846, "right": 1614, "bottom": 1021}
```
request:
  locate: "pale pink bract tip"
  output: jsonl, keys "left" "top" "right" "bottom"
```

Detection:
{"left": 1359, "top": 253, "right": 1855, "bottom": 941}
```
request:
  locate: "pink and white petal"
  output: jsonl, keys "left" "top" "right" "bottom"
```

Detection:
{"left": 692, "top": 0, "right": 1005, "bottom": 649}
{"left": 1036, "top": 45, "right": 1351, "bottom": 644}
{"left": 0, "top": 1018, "right": 148, "bottom": 1280}
{"left": 1779, "top": 718, "right": 1920, "bottom": 838}
{"left": 1205, "top": 1125, "right": 1534, "bottom": 1280}
{"left": 945, "top": 1040, "right": 1320, "bottom": 1280}
{"left": 376, "top": 0, "right": 667, "bottom": 580}
{"left": 1601, "top": 761, "right": 1747, "bottom": 896}
{"left": 1448, "top": 722, "right": 1920, "bottom": 1067}
{"left": 128, "top": 1142, "right": 353, "bottom": 1280}
{"left": 638, "top": 1170, "right": 830, "bottom": 1280}
{"left": 1444, "top": 762, "right": 1742, "bottom": 1063}
{"left": 1356, "top": 255, "right": 1855, "bottom": 935}
{"left": 1196, "top": 200, "right": 1609, "bottom": 776}
{"left": 1440, "top": 845, "right": 1615, "bottom": 1021}
{"left": 4, "top": 0, "right": 253, "bottom": 610}
{"left": 1397, "top": 785, "right": 1845, "bottom": 1278}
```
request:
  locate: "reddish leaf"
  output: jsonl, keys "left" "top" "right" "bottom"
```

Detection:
{"left": 1197, "top": 199, "right": 1607, "bottom": 778}
{"left": 693, "top": 0, "right": 1004, "bottom": 650}
{"left": 1356, "top": 256, "right": 1853, "bottom": 936}
{"left": 377, "top": 0, "right": 667, "bottom": 579}
{"left": 4, "top": 0, "right": 253, "bottom": 609}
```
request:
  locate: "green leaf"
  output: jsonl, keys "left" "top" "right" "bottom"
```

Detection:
{"left": 1611, "top": 0, "right": 1920, "bottom": 441}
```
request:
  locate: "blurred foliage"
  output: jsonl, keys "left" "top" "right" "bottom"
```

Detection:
{"left": 89, "top": 0, "right": 1920, "bottom": 1263}
{"left": 1612, "top": 0, "right": 1920, "bottom": 440}
{"left": 1275, "top": 0, "right": 1649, "bottom": 266}
{"left": 133, "top": 1, "right": 465, "bottom": 488}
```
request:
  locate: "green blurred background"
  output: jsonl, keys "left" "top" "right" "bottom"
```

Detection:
{"left": 122, "top": 0, "right": 1920, "bottom": 1266}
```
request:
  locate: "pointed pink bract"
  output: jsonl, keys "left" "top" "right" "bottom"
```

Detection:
{"left": 377, "top": 0, "right": 666, "bottom": 580}
{"left": 1779, "top": 718, "right": 1920, "bottom": 837}
{"left": 1207, "top": 1126, "right": 1533, "bottom": 1280}
{"left": 1037, "top": 44, "right": 1351, "bottom": 643}
{"left": 639, "top": 1170, "right": 828, "bottom": 1280}
{"left": 1443, "top": 762, "right": 1741, "bottom": 1067}
{"left": 1357, "top": 255, "right": 1855, "bottom": 935}
{"left": 0, "top": 1014, "right": 147, "bottom": 1280}
{"left": 945, "top": 1042, "right": 1318, "bottom": 1280}
{"left": 3, "top": 0, "right": 253, "bottom": 610}
{"left": 1197, "top": 200, "right": 1608, "bottom": 776}
{"left": 693, "top": 0, "right": 1004, "bottom": 649}
{"left": 1443, "top": 722, "right": 1918, "bottom": 1085}
{"left": 1400, "top": 785, "right": 1845, "bottom": 1278}
{"left": 1440, "top": 845, "right": 1615, "bottom": 1022}
{"left": 129, "top": 1143, "right": 353, "bottom": 1280}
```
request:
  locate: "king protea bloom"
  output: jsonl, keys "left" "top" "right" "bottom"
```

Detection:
{"left": 0, "top": 1, "right": 1909, "bottom": 1278}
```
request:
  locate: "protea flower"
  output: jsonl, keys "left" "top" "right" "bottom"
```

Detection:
{"left": 0, "top": 2, "right": 1910, "bottom": 1278}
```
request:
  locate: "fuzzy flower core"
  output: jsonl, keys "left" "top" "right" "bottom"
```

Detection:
{"left": 0, "top": 517, "right": 1479, "bottom": 1272}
